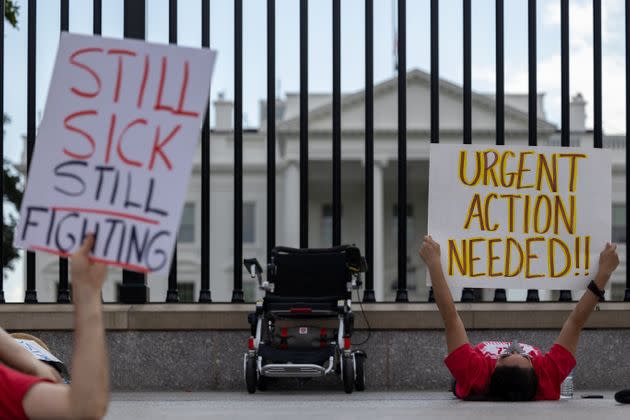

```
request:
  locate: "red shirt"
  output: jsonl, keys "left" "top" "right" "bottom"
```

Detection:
{"left": 0, "top": 363, "right": 49, "bottom": 420}
{"left": 444, "top": 341, "right": 576, "bottom": 400}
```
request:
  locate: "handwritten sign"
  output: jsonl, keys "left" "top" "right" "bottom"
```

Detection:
{"left": 15, "top": 33, "right": 216, "bottom": 276}
{"left": 15, "top": 339, "right": 62, "bottom": 364}
{"left": 427, "top": 144, "right": 611, "bottom": 290}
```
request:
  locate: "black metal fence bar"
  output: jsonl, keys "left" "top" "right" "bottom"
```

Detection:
{"left": 0, "top": 0, "right": 4, "bottom": 303}
{"left": 232, "top": 0, "right": 244, "bottom": 303}
{"left": 430, "top": 0, "right": 438, "bottom": 145}
{"left": 199, "top": 0, "right": 212, "bottom": 302}
{"left": 561, "top": 0, "right": 570, "bottom": 149}
{"left": 559, "top": 0, "right": 572, "bottom": 302}
{"left": 93, "top": 0, "right": 102, "bottom": 35}
{"left": 528, "top": 0, "right": 536, "bottom": 147}
{"left": 332, "top": 0, "right": 341, "bottom": 247}
{"left": 395, "top": 0, "right": 408, "bottom": 302}
{"left": 166, "top": 0, "right": 180, "bottom": 303}
{"left": 591, "top": 0, "right": 605, "bottom": 301}
{"left": 462, "top": 0, "right": 471, "bottom": 146}
{"left": 495, "top": 0, "right": 504, "bottom": 148}
{"left": 526, "top": 0, "right": 540, "bottom": 302}
{"left": 626, "top": 0, "right": 630, "bottom": 301}
{"left": 493, "top": 0, "right": 507, "bottom": 302}
{"left": 25, "top": 0, "right": 37, "bottom": 303}
{"left": 119, "top": 0, "right": 149, "bottom": 303}
{"left": 461, "top": 0, "right": 474, "bottom": 302}
{"left": 56, "top": 0, "right": 70, "bottom": 304}
{"left": 427, "top": 0, "right": 438, "bottom": 303}
{"left": 594, "top": 0, "right": 602, "bottom": 150}
{"left": 300, "top": 0, "right": 309, "bottom": 248}
{"left": 6, "top": 1, "right": 628, "bottom": 304}
{"left": 363, "top": 0, "right": 375, "bottom": 302}
{"left": 266, "top": 0, "right": 276, "bottom": 263}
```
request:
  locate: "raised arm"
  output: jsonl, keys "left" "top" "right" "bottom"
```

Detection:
{"left": 22, "top": 234, "right": 110, "bottom": 419}
{"left": 419, "top": 235, "right": 469, "bottom": 353}
{"left": 555, "top": 243, "right": 619, "bottom": 356}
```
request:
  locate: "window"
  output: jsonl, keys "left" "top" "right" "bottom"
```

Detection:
{"left": 179, "top": 203, "right": 196, "bottom": 243}
{"left": 322, "top": 204, "right": 333, "bottom": 245}
{"left": 178, "top": 283, "right": 195, "bottom": 302}
{"left": 243, "top": 202, "right": 256, "bottom": 243}
{"left": 612, "top": 204, "right": 626, "bottom": 243}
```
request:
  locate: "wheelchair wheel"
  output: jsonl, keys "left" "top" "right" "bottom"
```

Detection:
{"left": 343, "top": 355, "right": 354, "bottom": 394}
{"left": 245, "top": 357, "right": 257, "bottom": 394}
{"left": 354, "top": 353, "right": 365, "bottom": 391}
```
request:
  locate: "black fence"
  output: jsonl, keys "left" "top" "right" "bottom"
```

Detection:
{"left": 1, "top": 0, "right": 629, "bottom": 303}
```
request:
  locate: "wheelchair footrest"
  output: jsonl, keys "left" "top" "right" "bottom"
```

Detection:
{"left": 261, "top": 363, "right": 329, "bottom": 378}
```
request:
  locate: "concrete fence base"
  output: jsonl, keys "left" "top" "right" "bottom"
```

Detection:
{"left": 21, "top": 329, "right": 630, "bottom": 391}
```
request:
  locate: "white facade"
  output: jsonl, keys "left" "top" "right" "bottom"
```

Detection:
{"left": 29, "top": 69, "right": 627, "bottom": 302}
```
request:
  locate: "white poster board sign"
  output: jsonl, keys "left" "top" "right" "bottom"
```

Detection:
{"left": 15, "top": 339, "right": 62, "bottom": 364}
{"left": 427, "top": 144, "right": 611, "bottom": 290}
{"left": 14, "top": 33, "right": 216, "bottom": 276}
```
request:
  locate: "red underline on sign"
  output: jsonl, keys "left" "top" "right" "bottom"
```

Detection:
{"left": 30, "top": 245, "right": 150, "bottom": 273}
{"left": 51, "top": 207, "right": 160, "bottom": 225}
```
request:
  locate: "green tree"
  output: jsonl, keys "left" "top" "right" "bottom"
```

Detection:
{"left": 3, "top": 0, "right": 23, "bottom": 273}
{"left": 4, "top": 0, "right": 18, "bottom": 28}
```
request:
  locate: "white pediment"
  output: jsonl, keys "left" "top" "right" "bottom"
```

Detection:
{"left": 278, "top": 69, "right": 557, "bottom": 134}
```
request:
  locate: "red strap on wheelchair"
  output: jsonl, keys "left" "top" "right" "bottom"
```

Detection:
{"left": 290, "top": 307, "right": 312, "bottom": 313}
{"left": 319, "top": 328, "right": 327, "bottom": 348}
{"left": 280, "top": 327, "right": 288, "bottom": 349}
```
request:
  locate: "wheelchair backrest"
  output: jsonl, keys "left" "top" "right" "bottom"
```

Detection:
{"left": 270, "top": 246, "right": 358, "bottom": 299}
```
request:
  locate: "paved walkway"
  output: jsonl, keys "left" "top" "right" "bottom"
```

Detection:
{"left": 106, "top": 391, "right": 629, "bottom": 419}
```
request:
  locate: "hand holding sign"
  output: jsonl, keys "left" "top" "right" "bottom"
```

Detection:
{"left": 15, "top": 33, "right": 217, "bottom": 276}
{"left": 419, "top": 235, "right": 441, "bottom": 270}
{"left": 71, "top": 233, "right": 107, "bottom": 300}
{"left": 427, "top": 144, "right": 611, "bottom": 290}
{"left": 597, "top": 243, "right": 619, "bottom": 279}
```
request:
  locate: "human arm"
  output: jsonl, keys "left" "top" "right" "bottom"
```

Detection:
{"left": 22, "top": 234, "right": 110, "bottom": 419}
{"left": 555, "top": 243, "right": 619, "bottom": 356}
{"left": 419, "top": 235, "right": 469, "bottom": 353}
{"left": 0, "top": 329, "right": 62, "bottom": 383}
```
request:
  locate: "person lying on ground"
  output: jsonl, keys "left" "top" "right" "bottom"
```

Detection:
{"left": 0, "top": 234, "right": 109, "bottom": 419}
{"left": 419, "top": 235, "right": 619, "bottom": 401}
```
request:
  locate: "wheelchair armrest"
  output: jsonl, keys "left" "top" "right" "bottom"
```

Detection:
{"left": 345, "top": 248, "right": 368, "bottom": 273}
{"left": 243, "top": 258, "right": 275, "bottom": 292}
{"left": 243, "top": 258, "right": 263, "bottom": 278}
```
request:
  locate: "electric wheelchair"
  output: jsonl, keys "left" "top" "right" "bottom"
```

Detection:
{"left": 243, "top": 245, "right": 367, "bottom": 394}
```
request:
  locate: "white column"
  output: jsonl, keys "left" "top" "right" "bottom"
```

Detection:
{"left": 283, "top": 161, "right": 300, "bottom": 247}
{"left": 374, "top": 161, "right": 385, "bottom": 301}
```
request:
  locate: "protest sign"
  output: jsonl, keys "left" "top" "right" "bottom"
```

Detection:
{"left": 14, "top": 33, "right": 216, "bottom": 276}
{"left": 427, "top": 143, "right": 611, "bottom": 290}
{"left": 14, "top": 339, "right": 62, "bottom": 364}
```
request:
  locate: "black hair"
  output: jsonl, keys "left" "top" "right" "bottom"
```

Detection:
{"left": 488, "top": 365, "right": 538, "bottom": 401}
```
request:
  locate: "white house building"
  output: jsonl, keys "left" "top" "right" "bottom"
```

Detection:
{"left": 27, "top": 69, "right": 627, "bottom": 302}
